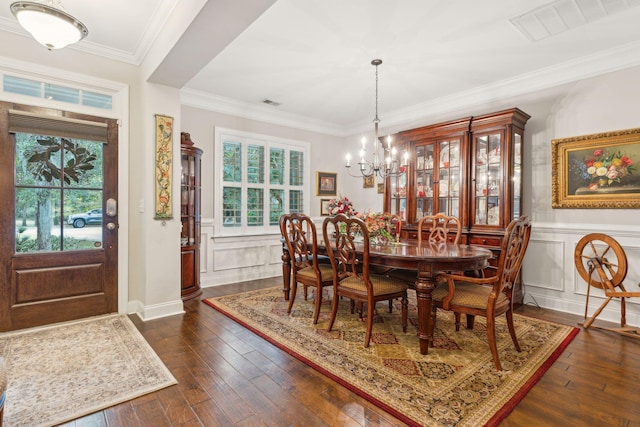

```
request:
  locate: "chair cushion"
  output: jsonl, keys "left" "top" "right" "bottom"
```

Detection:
{"left": 297, "top": 264, "right": 334, "bottom": 282}
{"left": 340, "top": 274, "right": 407, "bottom": 296}
{"left": 432, "top": 281, "right": 508, "bottom": 309}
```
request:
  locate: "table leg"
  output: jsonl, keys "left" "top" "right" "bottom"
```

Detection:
{"left": 414, "top": 263, "right": 435, "bottom": 355}
{"left": 281, "top": 249, "right": 291, "bottom": 300}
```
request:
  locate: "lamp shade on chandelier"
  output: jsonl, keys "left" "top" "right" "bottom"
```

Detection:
{"left": 10, "top": 1, "right": 88, "bottom": 50}
{"left": 345, "top": 59, "right": 408, "bottom": 179}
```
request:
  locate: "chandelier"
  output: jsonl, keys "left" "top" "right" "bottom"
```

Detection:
{"left": 10, "top": 1, "right": 88, "bottom": 50}
{"left": 345, "top": 59, "right": 408, "bottom": 179}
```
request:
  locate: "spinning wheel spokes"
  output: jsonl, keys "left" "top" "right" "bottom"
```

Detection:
{"left": 574, "top": 233, "right": 640, "bottom": 338}
{"left": 574, "top": 233, "right": 627, "bottom": 290}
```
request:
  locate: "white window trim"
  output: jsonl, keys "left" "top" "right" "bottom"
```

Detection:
{"left": 214, "top": 127, "right": 310, "bottom": 237}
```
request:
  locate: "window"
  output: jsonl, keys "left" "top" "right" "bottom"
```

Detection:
{"left": 3, "top": 75, "right": 113, "bottom": 110}
{"left": 215, "top": 128, "right": 310, "bottom": 236}
{"left": 7, "top": 107, "right": 110, "bottom": 254}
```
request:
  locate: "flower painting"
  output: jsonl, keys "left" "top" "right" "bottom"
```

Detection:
{"left": 568, "top": 147, "right": 635, "bottom": 193}
{"left": 552, "top": 128, "right": 640, "bottom": 208}
{"left": 155, "top": 114, "right": 173, "bottom": 219}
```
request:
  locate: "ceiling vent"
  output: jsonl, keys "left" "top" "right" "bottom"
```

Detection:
{"left": 262, "top": 99, "right": 281, "bottom": 107}
{"left": 510, "top": 0, "right": 640, "bottom": 42}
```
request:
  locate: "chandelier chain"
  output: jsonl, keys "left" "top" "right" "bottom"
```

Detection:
{"left": 344, "top": 58, "right": 408, "bottom": 179}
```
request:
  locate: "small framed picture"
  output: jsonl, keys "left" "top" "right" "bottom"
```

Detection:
{"left": 377, "top": 183, "right": 384, "bottom": 194}
{"left": 316, "top": 171, "right": 337, "bottom": 196}
{"left": 320, "top": 199, "right": 331, "bottom": 216}
{"left": 363, "top": 175, "right": 375, "bottom": 188}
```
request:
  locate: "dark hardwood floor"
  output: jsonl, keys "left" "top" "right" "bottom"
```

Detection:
{"left": 60, "top": 277, "right": 640, "bottom": 426}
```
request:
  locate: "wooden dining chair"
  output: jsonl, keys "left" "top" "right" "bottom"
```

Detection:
{"left": 280, "top": 213, "right": 334, "bottom": 324}
{"left": 432, "top": 215, "right": 531, "bottom": 370}
{"left": 417, "top": 213, "right": 462, "bottom": 244}
{"left": 323, "top": 214, "right": 408, "bottom": 347}
{"left": 387, "top": 213, "right": 462, "bottom": 287}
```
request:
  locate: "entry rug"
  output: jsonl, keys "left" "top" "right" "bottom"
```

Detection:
{"left": 205, "top": 287, "right": 578, "bottom": 427}
{"left": 0, "top": 314, "right": 177, "bottom": 426}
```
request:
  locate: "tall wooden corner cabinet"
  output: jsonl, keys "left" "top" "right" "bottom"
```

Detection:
{"left": 384, "top": 108, "right": 530, "bottom": 301}
{"left": 180, "top": 132, "right": 203, "bottom": 301}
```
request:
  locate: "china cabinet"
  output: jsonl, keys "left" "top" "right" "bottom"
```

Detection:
{"left": 180, "top": 132, "right": 203, "bottom": 301}
{"left": 384, "top": 108, "right": 530, "bottom": 299}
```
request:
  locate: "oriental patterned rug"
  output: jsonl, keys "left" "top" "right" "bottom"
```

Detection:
{"left": 204, "top": 286, "right": 578, "bottom": 427}
{"left": 0, "top": 314, "right": 176, "bottom": 427}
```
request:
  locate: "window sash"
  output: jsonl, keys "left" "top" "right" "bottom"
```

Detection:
{"left": 215, "top": 128, "right": 309, "bottom": 237}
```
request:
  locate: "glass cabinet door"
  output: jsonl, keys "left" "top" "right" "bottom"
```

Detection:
{"left": 413, "top": 139, "right": 462, "bottom": 222}
{"left": 512, "top": 132, "right": 522, "bottom": 221}
{"left": 414, "top": 143, "right": 434, "bottom": 221}
{"left": 438, "top": 139, "right": 461, "bottom": 219}
{"left": 473, "top": 133, "right": 502, "bottom": 226}
{"left": 389, "top": 168, "right": 407, "bottom": 221}
{"left": 181, "top": 152, "right": 197, "bottom": 246}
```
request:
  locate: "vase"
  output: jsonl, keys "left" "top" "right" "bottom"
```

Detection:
{"left": 372, "top": 234, "right": 389, "bottom": 245}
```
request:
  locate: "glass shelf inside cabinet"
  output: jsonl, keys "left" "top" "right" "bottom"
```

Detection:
{"left": 414, "top": 144, "right": 435, "bottom": 220}
{"left": 438, "top": 139, "right": 461, "bottom": 218}
{"left": 390, "top": 168, "right": 407, "bottom": 221}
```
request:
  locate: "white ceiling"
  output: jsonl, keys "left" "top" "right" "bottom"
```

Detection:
{"left": 2, "top": 0, "right": 640, "bottom": 134}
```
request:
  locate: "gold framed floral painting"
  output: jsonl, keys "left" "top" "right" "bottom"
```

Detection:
{"left": 552, "top": 128, "right": 640, "bottom": 208}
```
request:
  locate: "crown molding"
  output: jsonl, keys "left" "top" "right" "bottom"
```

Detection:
{"left": 182, "top": 40, "right": 640, "bottom": 138}
{"left": 180, "top": 88, "right": 346, "bottom": 137}
{"left": 0, "top": 0, "right": 180, "bottom": 65}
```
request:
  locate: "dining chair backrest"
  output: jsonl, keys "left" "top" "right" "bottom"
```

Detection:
{"left": 417, "top": 213, "right": 461, "bottom": 244}
{"left": 322, "top": 214, "right": 371, "bottom": 285}
{"left": 494, "top": 215, "right": 532, "bottom": 294}
{"left": 279, "top": 213, "right": 319, "bottom": 271}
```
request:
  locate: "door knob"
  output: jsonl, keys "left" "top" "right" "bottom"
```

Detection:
{"left": 106, "top": 222, "right": 117, "bottom": 230}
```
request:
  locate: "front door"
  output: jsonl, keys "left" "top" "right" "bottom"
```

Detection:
{"left": 0, "top": 103, "right": 118, "bottom": 331}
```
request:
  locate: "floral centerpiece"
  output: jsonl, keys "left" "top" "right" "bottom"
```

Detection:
{"left": 326, "top": 194, "right": 355, "bottom": 216}
{"left": 579, "top": 148, "right": 635, "bottom": 189}
{"left": 357, "top": 211, "right": 400, "bottom": 245}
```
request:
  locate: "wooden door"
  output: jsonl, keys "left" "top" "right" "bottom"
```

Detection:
{"left": 0, "top": 103, "right": 118, "bottom": 331}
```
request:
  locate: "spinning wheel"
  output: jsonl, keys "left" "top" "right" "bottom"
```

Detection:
{"left": 574, "top": 233, "right": 640, "bottom": 338}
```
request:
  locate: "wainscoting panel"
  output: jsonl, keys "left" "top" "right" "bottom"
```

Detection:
{"left": 523, "top": 223, "right": 640, "bottom": 327}
{"left": 213, "top": 244, "right": 267, "bottom": 271}
{"left": 522, "top": 239, "right": 564, "bottom": 291}
{"left": 269, "top": 242, "right": 285, "bottom": 265}
{"left": 200, "top": 219, "right": 282, "bottom": 287}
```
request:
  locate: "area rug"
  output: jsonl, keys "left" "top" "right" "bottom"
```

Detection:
{"left": 0, "top": 314, "right": 177, "bottom": 427}
{"left": 204, "top": 286, "right": 578, "bottom": 427}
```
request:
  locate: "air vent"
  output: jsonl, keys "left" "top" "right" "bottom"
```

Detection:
{"left": 262, "top": 99, "right": 281, "bottom": 107}
{"left": 510, "top": 0, "right": 640, "bottom": 42}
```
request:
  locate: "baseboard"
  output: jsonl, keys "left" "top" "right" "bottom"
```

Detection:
{"left": 128, "top": 298, "right": 185, "bottom": 321}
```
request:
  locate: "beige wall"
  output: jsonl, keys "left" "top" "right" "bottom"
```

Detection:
{"left": 183, "top": 65, "right": 640, "bottom": 326}
{"left": 2, "top": 22, "right": 640, "bottom": 325}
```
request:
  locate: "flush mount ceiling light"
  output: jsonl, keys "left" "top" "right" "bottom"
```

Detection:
{"left": 10, "top": 1, "right": 88, "bottom": 50}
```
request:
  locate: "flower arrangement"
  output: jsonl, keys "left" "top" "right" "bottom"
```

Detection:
{"left": 580, "top": 148, "right": 635, "bottom": 189}
{"left": 326, "top": 194, "right": 355, "bottom": 216}
{"left": 357, "top": 211, "right": 400, "bottom": 244}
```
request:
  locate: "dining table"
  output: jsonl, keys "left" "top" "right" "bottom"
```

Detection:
{"left": 280, "top": 238, "right": 493, "bottom": 354}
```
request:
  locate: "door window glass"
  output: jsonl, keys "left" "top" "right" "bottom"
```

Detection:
{"left": 15, "top": 133, "right": 103, "bottom": 253}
